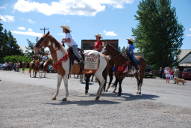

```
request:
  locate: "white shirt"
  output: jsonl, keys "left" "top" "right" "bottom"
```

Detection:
{"left": 64, "top": 33, "right": 77, "bottom": 47}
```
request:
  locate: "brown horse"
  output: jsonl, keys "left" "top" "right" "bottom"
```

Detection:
{"left": 39, "top": 59, "right": 53, "bottom": 78}
{"left": 102, "top": 44, "right": 146, "bottom": 96}
{"left": 29, "top": 59, "right": 40, "bottom": 78}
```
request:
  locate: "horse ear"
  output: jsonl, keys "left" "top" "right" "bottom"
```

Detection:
{"left": 47, "top": 31, "right": 50, "bottom": 35}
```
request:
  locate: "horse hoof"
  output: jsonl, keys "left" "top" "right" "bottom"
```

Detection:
{"left": 95, "top": 97, "right": 100, "bottom": 101}
{"left": 52, "top": 97, "right": 56, "bottom": 100}
{"left": 62, "top": 98, "right": 67, "bottom": 101}
{"left": 117, "top": 94, "right": 121, "bottom": 97}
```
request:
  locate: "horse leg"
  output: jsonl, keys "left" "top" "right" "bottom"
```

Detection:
{"left": 85, "top": 74, "right": 91, "bottom": 95}
{"left": 118, "top": 78, "right": 124, "bottom": 96}
{"left": 103, "top": 69, "right": 108, "bottom": 92}
{"left": 80, "top": 74, "right": 83, "bottom": 83}
{"left": 95, "top": 73, "right": 105, "bottom": 100}
{"left": 106, "top": 71, "right": 113, "bottom": 92}
{"left": 113, "top": 79, "right": 118, "bottom": 93}
{"left": 138, "top": 79, "right": 143, "bottom": 94}
{"left": 91, "top": 74, "right": 94, "bottom": 82}
{"left": 33, "top": 68, "right": 36, "bottom": 78}
{"left": 138, "top": 71, "right": 144, "bottom": 94}
{"left": 52, "top": 74, "right": 62, "bottom": 100}
{"left": 44, "top": 71, "right": 46, "bottom": 78}
{"left": 135, "top": 72, "right": 141, "bottom": 94}
{"left": 95, "top": 55, "right": 107, "bottom": 100}
{"left": 62, "top": 74, "right": 69, "bottom": 101}
{"left": 29, "top": 68, "right": 31, "bottom": 77}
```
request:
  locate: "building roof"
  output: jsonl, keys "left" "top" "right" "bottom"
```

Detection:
{"left": 179, "top": 50, "right": 191, "bottom": 67}
{"left": 178, "top": 49, "right": 191, "bottom": 61}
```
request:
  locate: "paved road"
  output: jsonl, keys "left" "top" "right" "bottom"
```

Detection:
{"left": 0, "top": 71, "right": 191, "bottom": 128}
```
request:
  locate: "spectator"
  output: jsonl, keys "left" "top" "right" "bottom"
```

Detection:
{"left": 164, "top": 67, "right": 170, "bottom": 83}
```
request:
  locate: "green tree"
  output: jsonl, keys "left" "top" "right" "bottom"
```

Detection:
{"left": 3, "top": 55, "right": 31, "bottom": 63}
{"left": 25, "top": 39, "right": 35, "bottom": 57}
{"left": 0, "top": 22, "right": 22, "bottom": 62}
{"left": 133, "top": 0, "right": 184, "bottom": 69}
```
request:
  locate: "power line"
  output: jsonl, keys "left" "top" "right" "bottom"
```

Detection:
{"left": 40, "top": 27, "right": 49, "bottom": 34}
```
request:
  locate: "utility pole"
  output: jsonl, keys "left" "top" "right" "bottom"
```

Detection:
{"left": 40, "top": 27, "right": 49, "bottom": 34}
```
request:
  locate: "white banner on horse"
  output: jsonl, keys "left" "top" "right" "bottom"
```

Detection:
{"left": 84, "top": 54, "right": 99, "bottom": 70}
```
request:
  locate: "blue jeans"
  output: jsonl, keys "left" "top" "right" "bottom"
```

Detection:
{"left": 128, "top": 53, "right": 139, "bottom": 65}
{"left": 71, "top": 45, "right": 82, "bottom": 60}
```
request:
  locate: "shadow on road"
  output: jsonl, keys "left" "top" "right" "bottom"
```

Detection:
{"left": 121, "top": 93, "right": 159, "bottom": 101}
{"left": 45, "top": 99, "right": 120, "bottom": 106}
{"left": 82, "top": 93, "right": 159, "bottom": 101}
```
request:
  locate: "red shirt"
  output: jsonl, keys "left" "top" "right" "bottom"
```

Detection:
{"left": 94, "top": 41, "right": 103, "bottom": 51}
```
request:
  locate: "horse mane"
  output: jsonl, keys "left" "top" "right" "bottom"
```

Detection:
{"left": 35, "top": 32, "right": 49, "bottom": 47}
{"left": 48, "top": 35, "right": 62, "bottom": 49}
{"left": 107, "top": 44, "right": 128, "bottom": 60}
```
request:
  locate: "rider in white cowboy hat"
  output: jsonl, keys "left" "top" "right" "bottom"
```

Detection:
{"left": 94, "top": 34, "right": 104, "bottom": 52}
{"left": 61, "top": 25, "right": 83, "bottom": 63}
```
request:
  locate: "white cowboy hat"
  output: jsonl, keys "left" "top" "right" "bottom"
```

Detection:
{"left": 60, "top": 25, "right": 71, "bottom": 32}
{"left": 95, "top": 34, "right": 102, "bottom": 38}
{"left": 127, "top": 38, "right": 134, "bottom": 43}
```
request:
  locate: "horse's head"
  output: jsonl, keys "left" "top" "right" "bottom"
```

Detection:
{"left": 34, "top": 32, "right": 61, "bottom": 54}
{"left": 102, "top": 43, "right": 118, "bottom": 56}
{"left": 34, "top": 32, "right": 50, "bottom": 54}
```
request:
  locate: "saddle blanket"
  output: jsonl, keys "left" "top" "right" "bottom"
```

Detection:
{"left": 84, "top": 50, "right": 99, "bottom": 70}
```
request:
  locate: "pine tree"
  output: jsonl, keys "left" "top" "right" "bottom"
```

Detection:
{"left": 133, "top": 0, "right": 184, "bottom": 69}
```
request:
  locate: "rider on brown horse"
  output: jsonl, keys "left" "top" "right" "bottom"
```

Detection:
{"left": 94, "top": 34, "right": 104, "bottom": 52}
{"left": 126, "top": 38, "right": 139, "bottom": 70}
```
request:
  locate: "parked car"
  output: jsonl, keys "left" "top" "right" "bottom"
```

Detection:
{"left": 144, "top": 65, "right": 154, "bottom": 78}
{"left": 182, "top": 68, "right": 191, "bottom": 80}
{"left": 0, "top": 63, "right": 8, "bottom": 70}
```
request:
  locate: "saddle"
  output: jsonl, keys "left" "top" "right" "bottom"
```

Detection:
{"left": 67, "top": 47, "right": 84, "bottom": 74}
{"left": 67, "top": 47, "right": 84, "bottom": 64}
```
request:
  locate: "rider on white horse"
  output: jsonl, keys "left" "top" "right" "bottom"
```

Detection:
{"left": 61, "top": 25, "right": 83, "bottom": 63}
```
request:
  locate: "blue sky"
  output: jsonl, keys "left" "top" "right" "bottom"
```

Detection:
{"left": 0, "top": 0, "right": 190, "bottom": 51}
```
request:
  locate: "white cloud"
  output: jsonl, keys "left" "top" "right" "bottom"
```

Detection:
{"left": 11, "top": 28, "right": 43, "bottom": 37}
{"left": 103, "top": 30, "right": 117, "bottom": 36}
{"left": 187, "top": 34, "right": 191, "bottom": 37}
{"left": 0, "top": 15, "right": 14, "bottom": 22}
{"left": 189, "top": 28, "right": 191, "bottom": 31}
{"left": 18, "top": 26, "right": 26, "bottom": 31}
{"left": 28, "top": 28, "right": 33, "bottom": 32}
{"left": 14, "top": 0, "right": 134, "bottom": 16}
{"left": 28, "top": 18, "right": 35, "bottom": 24}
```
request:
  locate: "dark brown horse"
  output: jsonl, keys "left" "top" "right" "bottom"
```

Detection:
{"left": 102, "top": 44, "right": 146, "bottom": 96}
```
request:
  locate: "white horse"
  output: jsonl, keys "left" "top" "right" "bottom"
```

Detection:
{"left": 34, "top": 32, "right": 107, "bottom": 101}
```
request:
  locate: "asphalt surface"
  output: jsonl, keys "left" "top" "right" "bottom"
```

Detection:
{"left": 0, "top": 70, "right": 191, "bottom": 128}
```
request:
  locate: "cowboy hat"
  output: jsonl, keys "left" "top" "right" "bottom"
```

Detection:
{"left": 95, "top": 34, "right": 102, "bottom": 38}
{"left": 60, "top": 25, "right": 71, "bottom": 32}
{"left": 127, "top": 38, "right": 134, "bottom": 43}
